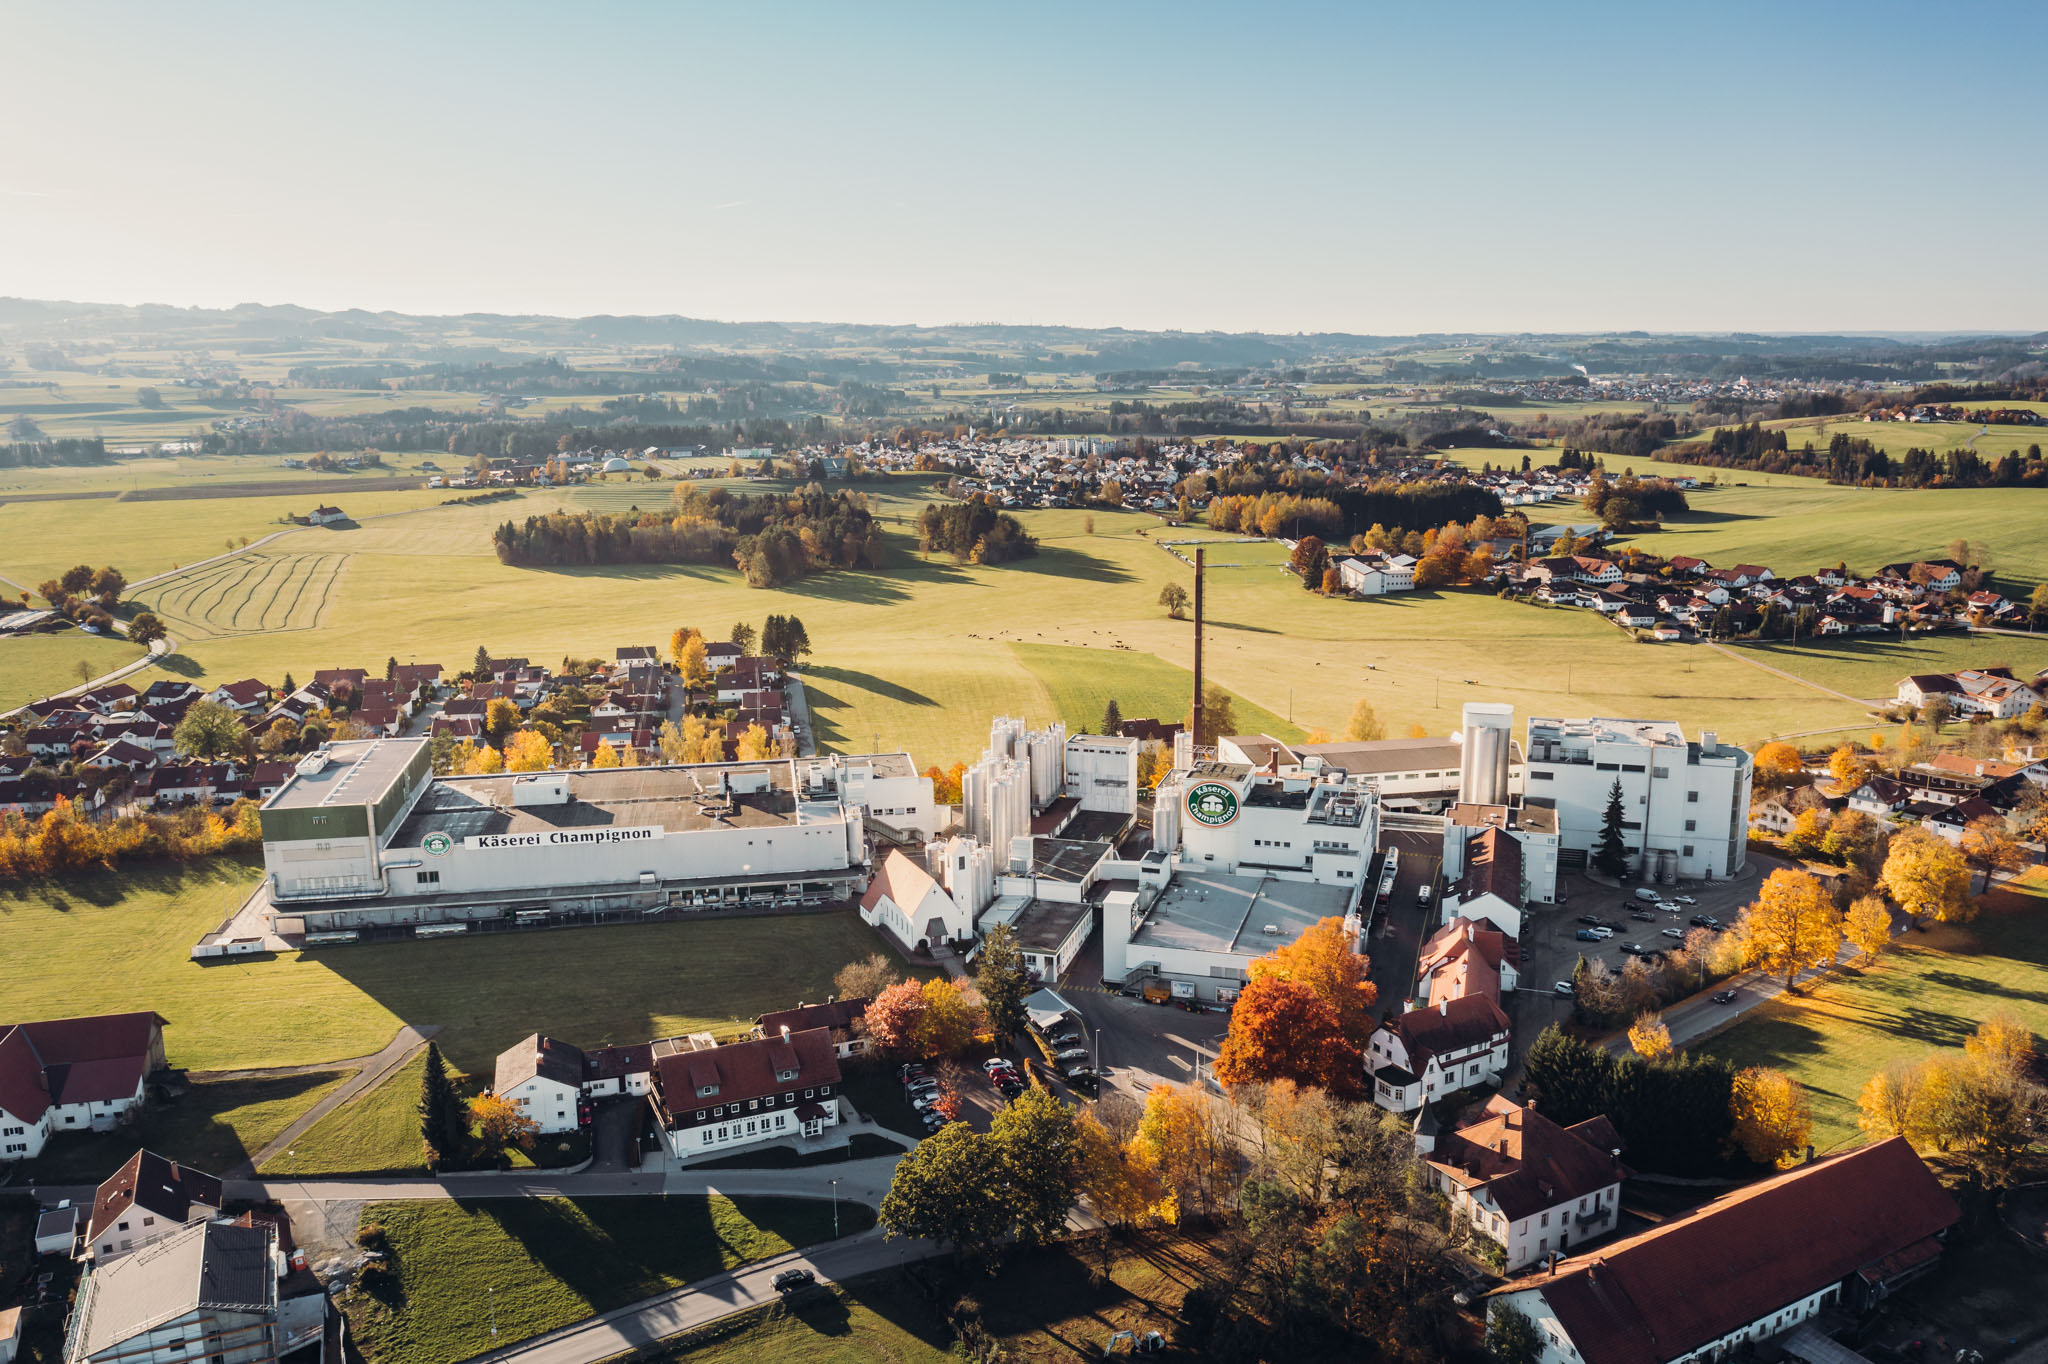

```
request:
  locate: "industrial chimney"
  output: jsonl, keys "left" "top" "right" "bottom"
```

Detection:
{"left": 1457, "top": 702, "right": 1515, "bottom": 806}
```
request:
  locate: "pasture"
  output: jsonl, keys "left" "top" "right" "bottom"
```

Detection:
{"left": 0, "top": 629, "right": 145, "bottom": 709}
{"left": 0, "top": 857, "right": 922, "bottom": 1075}
{"left": 1698, "top": 875, "right": 2048, "bottom": 1154}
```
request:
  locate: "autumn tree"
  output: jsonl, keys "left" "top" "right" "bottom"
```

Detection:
{"left": 734, "top": 722, "right": 771, "bottom": 761}
{"left": 1966, "top": 1010, "right": 2037, "bottom": 1072}
{"left": 1132, "top": 1082, "right": 1239, "bottom": 1219}
{"left": 833, "top": 952, "right": 899, "bottom": 1003}
{"left": 126, "top": 611, "right": 168, "bottom": 647}
{"left": 1753, "top": 741, "right": 1803, "bottom": 785}
{"left": 1958, "top": 815, "right": 2025, "bottom": 892}
{"left": 1881, "top": 826, "right": 1974, "bottom": 923}
{"left": 667, "top": 625, "right": 702, "bottom": 668}
{"left": 1288, "top": 535, "right": 1329, "bottom": 591}
{"left": 1728, "top": 1066, "right": 1812, "bottom": 1167}
{"left": 1245, "top": 916, "right": 1377, "bottom": 1047}
{"left": 483, "top": 697, "right": 521, "bottom": 749}
{"left": 1627, "top": 1012, "right": 1672, "bottom": 1060}
{"left": 1857, "top": 1061, "right": 1922, "bottom": 1140}
{"left": 862, "top": 979, "right": 927, "bottom": 1057}
{"left": 1343, "top": 697, "right": 1387, "bottom": 743}
{"left": 173, "top": 700, "right": 253, "bottom": 762}
{"left": 504, "top": 730, "right": 552, "bottom": 772}
{"left": 1782, "top": 807, "right": 1827, "bottom": 857}
{"left": 1073, "top": 1109, "right": 1167, "bottom": 1229}
{"left": 1843, "top": 894, "right": 1893, "bottom": 965}
{"left": 469, "top": 1092, "right": 539, "bottom": 1159}
{"left": 1213, "top": 976, "right": 1363, "bottom": 1100}
{"left": 914, "top": 977, "right": 986, "bottom": 1059}
{"left": 1158, "top": 582, "right": 1190, "bottom": 620}
{"left": 466, "top": 743, "right": 506, "bottom": 775}
{"left": 679, "top": 635, "right": 712, "bottom": 688}
{"left": 1827, "top": 744, "right": 1868, "bottom": 792}
{"left": 1733, "top": 869, "right": 1843, "bottom": 992}
{"left": 591, "top": 741, "right": 622, "bottom": 768}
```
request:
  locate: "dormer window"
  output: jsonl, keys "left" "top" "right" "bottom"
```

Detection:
{"left": 697, "top": 1085, "right": 719, "bottom": 1098}
{"left": 776, "top": 1068, "right": 798, "bottom": 1082}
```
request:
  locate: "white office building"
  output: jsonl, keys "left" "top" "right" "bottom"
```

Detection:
{"left": 1522, "top": 718, "right": 1752, "bottom": 882}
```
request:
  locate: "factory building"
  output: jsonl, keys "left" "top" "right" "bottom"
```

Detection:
{"left": 254, "top": 739, "right": 929, "bottom": 935}
{"left": 1062, "top": 734, "right": 1140, "bottom": 815}
{"left": 1523, "top": 718, "right": 1752, "bottom": 882}
{"left": 1221, "top": 726, "right": 1524, "bottom": 813}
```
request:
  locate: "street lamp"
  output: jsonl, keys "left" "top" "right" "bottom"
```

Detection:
{"left": 829, "top": 1178, "right": 840, "bottom": 1238}
{"left": 488, "top": 1286, "right": 497, "bottom": 1341}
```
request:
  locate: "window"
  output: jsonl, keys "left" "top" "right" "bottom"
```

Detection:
{"left": 1531, "top": 769, "right": 1553, "bottom": 781}
{"left": 1687, "top": 790, "right": 1699, "bottom": 802}
{"left": 785, "top": 1092, "right": 796, "bottom": 1104}
{"left": 143, "top": 1216, "right": 155, "bottom": 1226}
{"left": 1653, "top": 766, "right": 1670, "bottom": 778}
{"left": 696, "top": 1110, "right": 706, "bottom": 1120}
{"left": 415, "top": 869, "right": 440, "bottom": 885}
{"left": 777, "top": 1068, "right": 799, "bottom": 1082}
{"left": 1622, "top": 763, "right": 1645, "bottom": 773}
{"left": 117, "top": 1220, "right": 129, "bottom": 1231}
{"left": 1684, "top": 819, "right": 1696, "bottom": 832}
{"left": 804, "top": 1088, "right": 814, "bottom": 1098}
{"left": 1683, "top": 844, "right": 1695, "bottom": 857}
{"left": 748, "top": 1099, "right": 758, "bottom": 1111}
{"left": 698, "top": 1085, "right": 719, "bottom": 1098}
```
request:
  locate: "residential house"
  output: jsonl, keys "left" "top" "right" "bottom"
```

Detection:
{"left": 1492, "top": 1138, "right": 1959, "bottom": 1364}
{"left": 492, "top": 1034, "right": 586, "bottom": 1135}
{"left": 1897, "top": 669, "right": 2039, "bottom": 720}
{"left": 64, "top": 1220, "right": 284, "bottom": 1364}
{"left": 1365, "top": 994, "right": 1512, "bottom": 1113}
{"left": 203, "top": 680, "right": 271, "bottom": 713}
{"left": 649, "top": 1027, "right": 842, "bottom": 1160}
{"left": 1442, "top": 826, "right": 1523, "bottom": 937}
{"left": 1416, "top": 917, "right": 1519, "bottom": 1009}
{"left": 306, "top": 504, "right": 348, "bottom": 525}
{"left": 1419, "top": 1096, "right": 1627, "bottom": 1271}
{"left": 0, "top": 1012, "right": 166, "bottom": 1159}
{"left": 85, "top": 1149, "right": 223, "bottom": 1262}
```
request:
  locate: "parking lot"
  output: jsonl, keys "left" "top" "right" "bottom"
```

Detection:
{"left": 1053, "top": 934, "right": 1230, "bottom": 1109}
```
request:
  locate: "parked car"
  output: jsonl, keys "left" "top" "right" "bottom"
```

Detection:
{"left": 1589, "top": 926, "right": 1614, "bottom": 939}
{"left": 1690, "top": 915, "right": 1721, "bottom": 930}
{"left": 1055, "top": 1047, "right": 1090, "bottom": 1063}
{"left": 980, "top": 1058, "right": 1015, "bottom": 1075}
{"left": 1632, "top": 887, "right": 1662, "bottom": 903}
{"left": 1618, "top": 943, "right": 1645, "bottom": 956}
{"left": 1673, "top": 895, "right": 1697, "bottom": 906}
{"left": 1577, "top": 914, "right": 1602, "bottom": 926}
{"left": 1576, "top": 929, "right": 1602, "bottom": 941}
{"left": 1659, "top": 928, "right": 1686, "bottom": 940}
{"left": 1417, "top": 884, "right": 1433, "bottom": 906}
{"left": 1046, "top": 1032, "right": 1083, "bottom": 1049}
{"left": 773, "top": 1269, "right": 815, "bottom": 1294}
{"left": 897, "top": 1063, "right": 926, "bottom": 1082}
{"left": 1713, "top": 989, "right": 1739, "bottom": 1004}
{"left": 1553, "top": 981, "right": 1575, "bottom": 996}
{"left": 1629, "top": 911, "right": 1656, "bottom": 922}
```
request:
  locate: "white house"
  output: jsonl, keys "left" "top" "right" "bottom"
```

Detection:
{"left": 493, "top": 1034, "right": 584, "bottom": 1135}
{"left": 1335, "top": 554, "right": 1416, "bottom": 596}
{"left": 1419, "top": 1096, "right": 1626, "bottom": 1271}
{"left": 1365, "top": 994, "right": 1512, "bottom": 1113}
{"left": 1491, "top": 1139, "right": 1958, "bottom": 1364}
{"left": 650, "top": 1027, "right": 841, "bottom": 1161}
{"left": 85, "top": 1150, "right": 223, "bottom": 1263}
{"left": 0, "top": 1012, "right": 165, "bottom": 1160}
{"left": 753, "top": 1000, "right": 870, "bottom": 1060}
{"left": 306, "top": 505, "right": 348, "bottom": 525}
{"left": 1439, "top": 825, "right": 1524, "bottom": 937}
{"left": 1896, "top": 669, "right": 2039, "bottom": 719}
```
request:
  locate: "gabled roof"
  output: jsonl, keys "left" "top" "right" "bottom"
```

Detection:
{"left": 1380, "top": 994, "right": 1511, "bottom": 1069}
{"left": 860, "top": 848, "right": 940, "bottom": 916}
{"left": 650, "top": 1027, "right": 840, "bottom": 1124}
{"left": 1418, "top": 917, "right": 1519, "bottom": 1007}
{"left": 1457, "top": 826, "right": 1523, "bottom": 906}
{"left": 70, "top": 1219, "right": 276, "bottom": 1359}
{"left": 89, "top": 1149, "right": 224, "bottom": 1245}
{"left": 1429, "top": 1097, "right": 1628, "bottom": 1220}
{"left": 494, "top": 1033, "right": 585, "bottom": 1094}
{"left": 755, "top": 998, "right": 870, "bottom": 1039}
{"left": 1503, "top": 1138, "right": 1958, "bottom": 1364}
{"left": 0, "top": 1027, "right": 49, "bottom": 1124}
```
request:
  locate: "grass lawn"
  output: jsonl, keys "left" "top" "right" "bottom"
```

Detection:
{"left": 18, "top": 1067, "right": 351, "bottom": 1184}
{"left": 627, "top": 1232, "right": 1232, "bottom": 1364}
{"left": 0, "top": 856, "right": 927, "bottom": 1075}
{"left": 1012, "top": 641, "right": 1299, "bottom": 740}
{"left": 1697, "top": 873, "right": 2048, "bottom": 1153}
{"left": 1727, "top": 633, "right": 2048, "bottom": 705}
{"left": 0, "top": 629, "right": 145, "bottom": 708}
{"left": 347, "top": 1195, "right": 876, "bottom": 1364}
{"left": 258, "top": 1052, "right": 429, "bottom": 1178}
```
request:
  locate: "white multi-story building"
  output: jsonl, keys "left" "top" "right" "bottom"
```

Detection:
{"left": 1418, "top": 1097, "right": 1626, "bottom": 1271}
{"left": 1522, "top": 718, "right": 1751, "bottom": 883}
{"left": 1063, "top": 733, "right": 1140, "bottom": 815}
{"left": 649, "top": 1028, "right": 841, "bottom": 1161}
{"left": 1365, "top": 994, "right": 1512, "bottom": 1112}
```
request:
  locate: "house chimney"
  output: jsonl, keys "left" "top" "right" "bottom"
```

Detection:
{"left": 780, "top": 1025, "right": 791, "bottom": 1041}
{"left": 1547, "top": 1249, "right": 1559, "bottom": 1275}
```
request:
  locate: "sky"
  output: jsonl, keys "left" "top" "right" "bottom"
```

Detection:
{"left": 3, "top": 0, "right": 2045, "bottom": 335}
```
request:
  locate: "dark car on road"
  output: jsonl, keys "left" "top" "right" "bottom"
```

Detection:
{"left": 1690, "top": 915, "right": 1722, "bottom": 931}
{"left": 773, "top": 1269, "right": 816, "bottom": 1294}
{"left": 1576, "top": 914, "right": 1601, "bottom": 926}
{"left": 1629, "top": 911, "right": 1655, "bottom": 922}
{"left": 1713, "top": 989, "right": 1739, "bottom": 1004}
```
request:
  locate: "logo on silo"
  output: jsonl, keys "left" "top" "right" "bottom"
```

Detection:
{"left": 1185, "top": 782, "right": 1239, "bottom": 827}
{"left": 422, "top": 831, "right": 454, "bottom": 857}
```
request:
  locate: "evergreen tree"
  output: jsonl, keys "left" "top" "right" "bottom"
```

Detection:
{"left": 474, "top": 645, "right": 492, "bottom": 678}
{"left": 417, "top": 1042, "right": 467, "bottom": 1168}
{"left": 761, "top": 614, "right": 787, "bottom": 661}
{"left": 785, "top": 615, "right": 811, "bottom": 660}
{"left": 976, "top": 923, "right": 1032, "bottom": 1041}
{"left": 1100, "top": 698, "right": 1122, "bottom": 737}
{"left": 385, "top": 655, "right": 398, "bottom": 681}
{"left": 1594, "top": 777, "right": 1630, "bottom": 878}
{"left": 280, "top": 672, "right": 296, "bottom": 696}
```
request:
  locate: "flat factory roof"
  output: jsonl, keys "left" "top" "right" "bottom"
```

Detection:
{"left": 1132, "top": 871, "right": 1352, "bottom": 959}
{"left": 1029, "top": 837, "right": 1114, "bottom": 883}
{"left": 263, "top": 738, "right": 423, "bottom": 811}
{"left": 389, "top": 763, "right": 818, "bottom": 849}
{"left": 982, "top": 894, "right": 1092, "bottom": 953}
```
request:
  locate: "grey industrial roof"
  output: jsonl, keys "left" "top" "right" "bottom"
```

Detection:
{"left": 1028, "top": 837, "right": 1113, "bottom": 883}
{"left": 389, "top": 763, "right": 810, "bottom": 848}
{"left": 70, "top": 1220, "right": 275, "bottom": 1360}
{"left": 262, "top": 738, "right": 422, "bottom": 811}
{"left": 996, "top": 896, "right": 1093, "bottom": 953}
{"left": 1131, "top": 871, "right": 1352, "bottom": 958}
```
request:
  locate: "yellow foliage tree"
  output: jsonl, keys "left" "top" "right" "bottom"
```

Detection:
{"left": 735, "top": 722, "right": 771, "bottom": 762}
{"left": 1343, "top": 697, "right": 1387, "bottom": 743}
{"left": 1627, "top": 1012, "right": 1672, "bottom": 1060}
{"left": 914, "top": 977, "right": 985, "bottom": 1059}
{"left": 591, "top": 741, "right": 622, "bottom": 769}
{"left": 467, "top": 743, "right": 505, "bottom": 774}
{"left": 1734, "top": 868, "right": 1843, "bottom": 991}
{"left": 1728, "top": 1066, "right": 1812, "bottom": 1167}
{"left": 668, "top": 625, "right": 701, "bottom": 668}
{"left": 679, "top": 636, "right": 712, "bottom": 688}
{"left": 1856, "top": 1061, "right": 1921, "bottom": 1139}
{"left": 1132, "top": 1082, "right": 1237, "bottom": 1221}
{"left": 504, "top": 730, "right": 552, "bottom": 772}
{"left": 1072, "top": 1111, "right": 1166, "bottom": 1230}
{"left": 1958, "top": 816, "right": 2026, "bottom": 892}
{"left": 1753, "top": 741, "right": 1803, "bottom": 779}
{"left": 1827, "top": 745, "right": 1868, "bottom": 792}
{"left": 1842, "top": 894, "right": 1893, "bottom": 965}
{"left": 469, "top": 1092, "right": 539, "bottom": 1156}
{"left": 1244, "top": 915, "right": 1378, "bottom": 1047}
{"left": 1880, "top": 826, "right": 1974, "bottom": 924}
{"left": 1965, "top": 1010, "right": 2037, "bottom": 1072}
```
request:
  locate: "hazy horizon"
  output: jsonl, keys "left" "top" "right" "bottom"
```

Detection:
{"left": 6, "top": 0, "right": 2046, "bottom": 334}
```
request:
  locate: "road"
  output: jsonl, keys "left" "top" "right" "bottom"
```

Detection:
{"left": 463, "top": 1227, "right": 939, "bottom": 1364}
{"left": 784, "top": 669, "right": 818, "bottom": 756}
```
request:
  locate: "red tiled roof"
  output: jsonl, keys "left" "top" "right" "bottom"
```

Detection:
{"left": 1418, "top": 917, "right": 1517, "bottom": 1007}
{"left": 1457, "top": 826, "right": 1523, "bottom": 906}
{"left": 0, "top": 1027, "right": 49, "bottom": 1124}
{"left": 88, "top": 1149, "right": 224, "bottom": 1245}
{"left": 755, "top": 999, "right": 869, "bottom": 1039}
{"left": 650, "top": 1027, "right": 840, "bottom": 1125}
{"left": 1383, "top": 994, "right": 1510, "bottom": 1070}
{"left": 1504, "top": 1138, "right": 1958, "bottom": 1364}
{"left": 12, "top": 1012, "right": 163, "bottom": 1066}
{"left": 1428, "top": 1098, "right": 1628, "bottom": 1221}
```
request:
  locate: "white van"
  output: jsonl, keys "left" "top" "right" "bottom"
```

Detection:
{"left": 1632, "top": 887, "right": 1663, "bottom": 903}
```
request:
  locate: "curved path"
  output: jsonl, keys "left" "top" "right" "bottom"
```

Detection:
{"left": 228, "top": 1024, "right": 442, "bottom": 1177}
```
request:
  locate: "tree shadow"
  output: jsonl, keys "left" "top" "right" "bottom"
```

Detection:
{"left": 156, "top": 653, "right": 205, "bottom": 678}
{"left": 1003, "top": 544, "right": 1134, "bottom": 585}
{"left": 803, "top": 666, "right": 937, "bottom": 709}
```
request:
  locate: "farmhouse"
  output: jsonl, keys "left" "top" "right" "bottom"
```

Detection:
{"left": 0, "top": 1012, "right": 167, "bottom": 1160}
{"left": 493, "top": 1034, "right": 587, "bottom": 1135}
{"left": 244, "top": 739, "right": 930, "bottom": 939}
{"left": 305, "top": 504, "right": 349, "bottom": 525}
{"left": 1895, "top": 668, "right": 2039, "bottom": 719}
{"left": 1492, "top": 1138, "right": 1958, "bottom": 1364}
{"left": 1418, "top": 1096, "right": 1626, "bottom": 1271}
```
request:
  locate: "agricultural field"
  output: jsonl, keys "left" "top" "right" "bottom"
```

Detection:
{"left": 0, "top": 856, "right": 920, "bottom": 1075}
{"left": 1759, "top": 414, "right": 2047, "bottom": 460}
{"left": 0, "top": 629, "right": 145, "bottom": 709}
{"left": 1698, "top": 875, "right": 2048, "bottom": 1153}
{"left": 346, "top": 1196, "right": 870, "bottom": 1364}
{"left": 1727, "top": 633, "right": 2048, "bottom": 707}
{"left": 127, "top": 549, "right": 353, "bottom": 641}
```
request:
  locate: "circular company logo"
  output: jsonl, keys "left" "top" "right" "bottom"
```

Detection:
{"left": 422, "top": 831, "right": 454, "bottom": 857}
{"left": 1185, "top": 782, "right": 1240, "bottom": 828}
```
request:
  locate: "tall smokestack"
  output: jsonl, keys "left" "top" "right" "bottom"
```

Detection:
{"left": 1192, "top": 546, "right": 1205, "bottom": 750}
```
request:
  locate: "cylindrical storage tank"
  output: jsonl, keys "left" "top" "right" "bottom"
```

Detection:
{"left": 1153, "top": 778, "right": 1183, "bottom": 856}
{"left": 1457, "top": 702, "right": 1515, "bottom": 806}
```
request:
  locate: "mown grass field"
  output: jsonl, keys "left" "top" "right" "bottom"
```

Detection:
{"left": 0, "top": 629, "right": 145, "bottom": 708}
{"left": 18, "top": 1067, "right": 352, "bottom": 1185}
{"left": 1697, "top": 874, "right": 2048, "bottom": 1153}
{"left": 0, "top": 856, "right": 922, "bottom": 1075}
{"left": 258, "top": 1051, "right": 429, "bottom": 1177}
{"left": 347, "top": 1196, "right": 873, "bottom": 1364}
{"left": 1759, "top": 414, "right": 2047, "bottom": 460}
{"left": 1728, "top": 633, "right": 2048, "bottom": 705}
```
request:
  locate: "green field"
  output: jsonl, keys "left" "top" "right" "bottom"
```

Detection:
{"left": 347, "top": 1196, "right": 874, "bottom": 1364}
{"left": 1727, "top": 633, "right": 2048, "bottom": 706}
{"left": 127, "top": 549, "right": 353, "bottom": 641}
{"left": 0, "top": 857, "right": 922, "bottom": 1074}
{"left": 1698, "top": 875, "right": 2048, "bottom": 1153}
{"left": 619, "top": 1272, "right": 953, "bottom": 1364}
{"left": 0, "top": 629, "right": 146, "bottom": 708}
{"left": 1759, "top": 415, "right": 2047, "bottom": 461}
{"left": 258, "top": 1051, "right": 429, "bottom": 1177}
{"left": 18, "top": 1067, "right": 351, "bottom": 1184}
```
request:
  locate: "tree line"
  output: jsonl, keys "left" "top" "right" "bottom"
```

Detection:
{"left": 916, "top": 495, "right": 1038, "bottom": 564}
